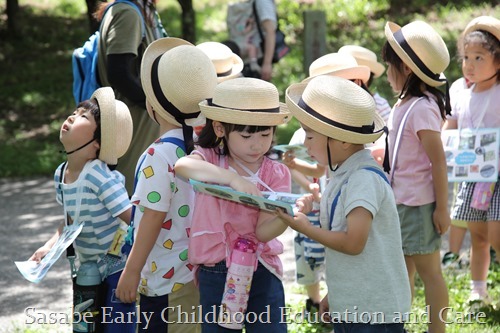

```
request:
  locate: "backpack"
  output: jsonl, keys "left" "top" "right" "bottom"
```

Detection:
{"left": 72, "top": 0, "right": 145, "bottom": 105}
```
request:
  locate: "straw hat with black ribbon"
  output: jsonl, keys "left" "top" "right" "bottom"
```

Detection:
{"left": 385, "top": 20, "right": 451, "bottom": 115}
{"left": 303, "top": 53, "right": 371, "bottom": 84}
{"left": 286, "top": 75, "right": 387, "bottom": 170}
{"left": 338, "top": 45, "right": 386, "bottom": 78}
{"left": 199, "top": 77, "right": 290, "bottom": 126}
{"left": 196, "top": 41, "right": 244, "bottom": 83}
{"left": 141, "top": 37, "right": 218, "bottom": 153}
{"left": 91, "top": 87, "right": 133, "bottom": 165}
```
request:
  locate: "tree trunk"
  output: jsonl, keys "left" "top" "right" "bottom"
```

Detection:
{"left": 86, "top": 0, "right": 100, "bottom": 33}
{"left": 6, "top": 0, "right": 19, "bottom": 35}
{"left": 178, "top": 0, "right": 196, "bottom": 43}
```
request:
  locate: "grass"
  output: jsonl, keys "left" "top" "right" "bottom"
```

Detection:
{"left": 1, "top": 1, "right": 500, "bottom": 332}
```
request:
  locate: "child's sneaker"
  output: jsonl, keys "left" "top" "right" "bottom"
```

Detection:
{"left": 468, "top": 291, "right": 492, "bottom": 312}
{"left": 442, "top": 251, "right": 462, "bottom": 268}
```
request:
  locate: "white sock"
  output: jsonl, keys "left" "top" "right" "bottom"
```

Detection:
{"left": 471, "top": 280, "right": 487, "bottom": 296}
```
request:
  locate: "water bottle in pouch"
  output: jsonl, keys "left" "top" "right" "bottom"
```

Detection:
{"left": 218, "top": 238, "right": 257, "bottom": 329}
{"left": 471, "top": 182, "right": 495, "bottom": 211}
{"left": 73, "top": 261, "right": 102, "bottom": 333}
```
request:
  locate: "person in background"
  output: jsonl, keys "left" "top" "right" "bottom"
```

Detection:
{"left": 442, "top": 76, "right": 472, "bottom": 269}
{"left": 283, "top": 127, "right": 327, "bottom": 316}
{"left": 383, "top": 20, "right": 451, "bottom": 333}
{"left": 338, "top": 44, "right": 392, "bottom": 123}
{"left": 443, "top": 16, "right": 500, "bottom": 304}
{"left": 95, "top": 0, "right": 167, "bottom": 195}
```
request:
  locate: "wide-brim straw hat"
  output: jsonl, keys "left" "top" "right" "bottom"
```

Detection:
{"left": 463, "top": 16, "right": 500, "bottom": 41}
{"left": 303, "top": 53, "right": 371, "bottom": 84}
{"left": 338, "top": 45, "right": 385, "bottom": 78}
{"left": 91, "top": 87, "right": 133, "bottom": 165}
{"left": 196, "top": 41, "right": 244, "bottom": 83}
{"left": 385, "top": 21, "right": 450, "bottom": 87}
{"left": 199, "top": 77, "right": 290, "bottom": 126}
{"left": 141, "top": 37, "right": 218, "bottom": 126}
{"left": 286, "top": 76, "right": 385, "bottom": 144}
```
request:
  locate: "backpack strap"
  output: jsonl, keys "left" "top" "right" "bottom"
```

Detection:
{"left": 122, "top": 137, "right": 186, "bottom": 255}
{"left": 329, "top": 167, "right": 389, "bottom": 230}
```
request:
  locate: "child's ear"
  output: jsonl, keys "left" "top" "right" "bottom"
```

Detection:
{"left": 402, "top": 63, "right": 413, "bottom": 76}
{"left": 212, "top": 121, "right": 225, "bottom": 138}
{"left": 93, "top": 140, "right": 100, "bottom": 150}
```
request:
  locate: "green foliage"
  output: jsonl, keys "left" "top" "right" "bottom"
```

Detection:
{"left": 0, "top": 0, "right": 499, "bottom": 175}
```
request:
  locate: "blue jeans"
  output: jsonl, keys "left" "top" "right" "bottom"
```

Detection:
{"left": 333, "top": 322, "right": 405, "bottom": 333}
{"left": 198, "top": 261, "right": 287, "bottom": 333}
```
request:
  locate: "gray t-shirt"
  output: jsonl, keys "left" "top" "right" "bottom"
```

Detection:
{"left": 320, "top": 149, "right": 411, "bottom": 323}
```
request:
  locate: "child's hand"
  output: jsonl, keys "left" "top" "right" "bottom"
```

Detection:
{"left": 433, "top": 206, "right": 451, "bottom": 235}
{"left": 283, "top": 150, "right": 297, "bottom": 169}
{"left": 307, "top": 183, "right": 321, "bottom": 202}
{"left": 28, "top": 245, "right": 51, "bottom": 263}
{"left": 296, "top": 194, "right": 314, "bottom": 214}
{"left": 275, "top": 208, "right": 310, "bottom": 233}
{"left": 229, "top": 176, "right": 262, "bottom": 197}
{"left": 115, "top": 269, "right": 140, "bottom": 304}
{"left": 319, "top": 294, "right": 331, "bottom": 323}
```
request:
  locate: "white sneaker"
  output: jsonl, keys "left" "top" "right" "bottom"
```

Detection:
{"left": 468, "top": 291, "right": 492, "bottom": 312}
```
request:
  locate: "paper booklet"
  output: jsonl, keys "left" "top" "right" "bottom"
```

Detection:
{"left": 441, "top": 128, "right": 500, "bottom": 182}
{"left": 189, "top": 179, "right": 301, "bottom": 215}
{"left": 272, "top": 144, "right": 316, "bottom": 164}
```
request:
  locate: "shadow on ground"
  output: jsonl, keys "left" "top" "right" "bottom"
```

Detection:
{"left": 0, "top": 177, "right": 72, "bottom": 332}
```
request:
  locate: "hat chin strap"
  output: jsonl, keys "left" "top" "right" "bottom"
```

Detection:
{"left": 61, "top": 138, "right": 95, "bottom": 155}
{"left": 326, "top": 138, "right": 338, "bottom": 172}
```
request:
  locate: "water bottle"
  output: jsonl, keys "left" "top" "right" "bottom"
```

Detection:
{"left": 471, "top": 182, "right": 496, "bottom": 211}
{"left": 218, "top": 238, "right": 257, "bottom": 329}
{"left": 73, "top": 261, "right": 102, "bottom": 333}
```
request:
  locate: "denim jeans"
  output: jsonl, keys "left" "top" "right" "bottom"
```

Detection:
{"left": 333, "top": 322, "right": 405, "bottom": 333}
{"left": 198, "top": 261, "right": 287, "bottom": 333}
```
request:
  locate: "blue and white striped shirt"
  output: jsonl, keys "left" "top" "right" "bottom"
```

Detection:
{"left": 54, "top": 159, "right": 131, "bottom": 278}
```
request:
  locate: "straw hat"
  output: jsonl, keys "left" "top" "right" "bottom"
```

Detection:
{"left": 385, "top": 21, "right": 449, "bottom": 87}
{"left": 141, "top": 37, "right": 218, "bottom": 126}
{"left": 286, "top": 76, "right": 385, "bottom": 144}
{"left": 463, "top": 16, "right": 500, "bottom": 41}
{"left": 338, "top": 45, "right": 385, "bottom": 78}
{"left": 303, "top": 53, "right": 371, "bottom": 84}
{"left": 199, "top": 77, "right": 290, "bottom": 126}
{"left": 196, "top": 41, "right": 244, "bottom": 83}
{"left": 90, "top": 87, "right": 133, "bottom": 165}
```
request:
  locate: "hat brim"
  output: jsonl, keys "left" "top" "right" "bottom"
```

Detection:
{"left": 359, "top": 59, "right": 386, "bottom": 78}
{"left": 217, "top": 54, "right": 244, "bottom": 82}
{"left": 302, "top": 65, "right": 371, "bottom": 84}
{"left": 385, "top": 22, "right": 445, "bottom": 87}
{"left": 463, "top": 16, "right": 500, "bottom": 41}
{"left": 141, "top": 37, "right": 193, "bottom": 126}
{"left": 285, "top": 82, "right": 385, "bottom": 144}
{"left": 198, "top": 100, "right": 290, "bottom": 126}
{"left": 91, "top": 87, "right": 117, "bottom": 164}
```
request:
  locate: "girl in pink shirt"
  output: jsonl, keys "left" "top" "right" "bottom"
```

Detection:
{"left": 175, "top": 77, "right": 291, "bottom": 332}
{"left": 382, "top": 21, "right": 451, "bottom": 333}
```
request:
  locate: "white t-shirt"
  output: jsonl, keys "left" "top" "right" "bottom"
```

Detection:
{"left": 131, "top": 129, "right": 195, "bottom": 296}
